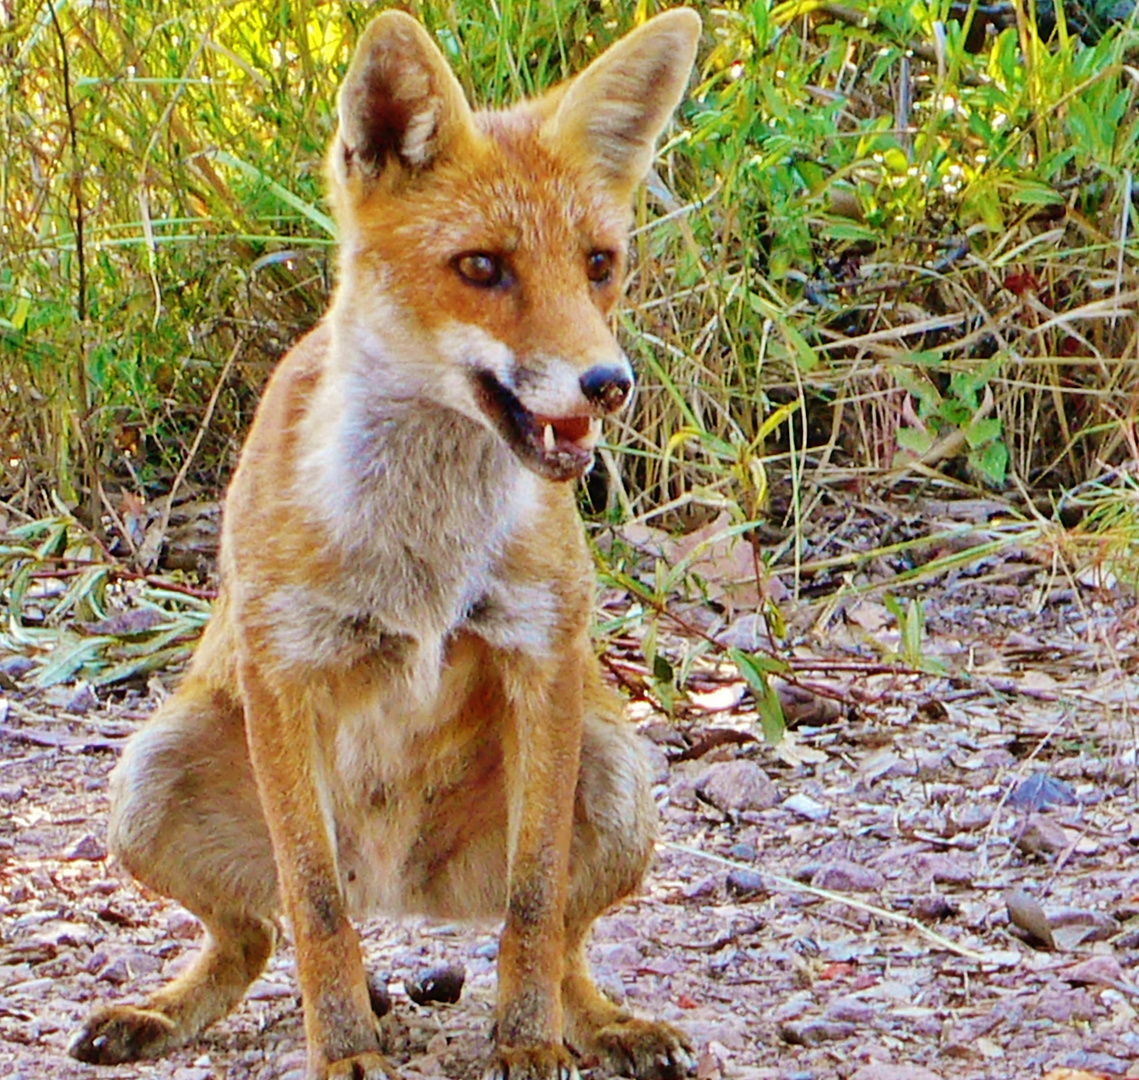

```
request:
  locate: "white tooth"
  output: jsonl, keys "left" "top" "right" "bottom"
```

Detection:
{"left": 587, "top": 417, "right": 602, "bottom": 445}
{"left": 543, "top": 423, "right": 556, "bottom": 452}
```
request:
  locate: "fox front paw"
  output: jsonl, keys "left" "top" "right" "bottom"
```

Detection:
{"left": 323, "top": 1050, "right": 401, "bottom": 1080}
{"left": 484, "top": 1043, "right": 579, "bottom": 1080}
{"left": 591, "top": 1018, "right": 694, "bottom": 1080}
{"left": 69, "top": 1004, "right": 178, "bottom": 1064}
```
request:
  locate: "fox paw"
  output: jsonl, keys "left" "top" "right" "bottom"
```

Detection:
{"left": 324, "top": 1050, "right": 401, "bottom": 1079}
{"left": 69, "top": 1004, "right": 177, "bottom": 1064}
{"left": 591, "top": 1017, "right": 694, "bottom": 1080}
{"left": 484, "top": 1042, "right": 579, "bottom": 1080}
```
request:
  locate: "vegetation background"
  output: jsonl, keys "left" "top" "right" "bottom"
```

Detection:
{"left": 2, "top": 0, "right": 1138, "bottom": 704}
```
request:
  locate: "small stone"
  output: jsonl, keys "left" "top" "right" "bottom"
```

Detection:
{"left": 728, "top": 842, "right": 757, "bottom": 861}
{"left": 810, "top": 860, "right": 886, "bottom": 893}
{"left": 778, "top": 1020, "right": 856, "bottom": 1045}
{"left": 0, "top": 655, "right": 34, "bottom": 682}
{"left": 405, "top": 964, "right": 465, "bottom": 1006}
{"left": 955, "top": 805, "right": 992, "bottom": 831}
{"left": 682, "top": 875, "right": 718, "bottom": 900}
{"left": 912, "top": 894, "right": 958, "bottom": 923}
{"left": 697, "top": 760, "right": 779, "bottom": 814}
{"left": 850, "top": 1065, "right": 943, "bottom": 1080}
{"left": 912, "top": 853, "right": 972, "bottom": 885}
{"left": 1016, "top": 814, "right": 1069, "bottom": 858}
{"left": 64, "top": 681, "right": 99, "bottom": 715}
{"left": 726, "top": 868, "right": 764, "bottom": 896}
{"left": 63, "top": 834, "right": 107, "bottom": 861}
{"left": 1009, "top": 771, "right": 1077, "bottom": 811}
{"left": 782, "top": 794, "right": 829, "bottom": 821}
{"left": 822, "top": 996, "right": 874, "bottom": 1025}
{"left": 1028, "top": 985, "right": 1096, "bottom": 1023}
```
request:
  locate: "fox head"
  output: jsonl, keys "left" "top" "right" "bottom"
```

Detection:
{"left": 324, "top": 8, "right": 701, "bottom": 482}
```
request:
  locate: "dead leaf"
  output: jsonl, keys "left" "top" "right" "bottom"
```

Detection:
{"left": 1005, "top": 888, "right": 1056, "bottom": 950}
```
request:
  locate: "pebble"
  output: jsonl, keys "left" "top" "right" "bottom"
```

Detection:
{"left": 779, "top": 1019, "right": 856, "bottom": 1045}
{"left": 726, "top": 868, "right": 764, "bottom": 896}
{"left": 849, "top": 1065, "right": 943, "bottom": 1080}
{"left": 64, "top": 681, "right": 99, "bottom": 714}
{"left": 809, "top": 859, "right": 886, "bottom": 893}
{"left": 697, "top": 760, "right": 779, "bottom": 813}
{"left": 1009, "top": 771, "right": 1077, "bottom": 811}
{"left": 823, "top": 996, "right": 875, "bottom": 1024}
{"left": 1016, "top": 814, "right": 1069, "bottom": 857}
{"left": 782, "top": 793, "right": 829, "bottom": 821}
{"left": 63, "top": 834, "right": 107, "bottom": 862}
{"left": 405, "top": 963, "right": 465, "bottom": 1006}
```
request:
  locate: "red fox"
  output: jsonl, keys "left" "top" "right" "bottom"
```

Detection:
{"left": 71, "top": 9, "right": 701, "bottom": 1080}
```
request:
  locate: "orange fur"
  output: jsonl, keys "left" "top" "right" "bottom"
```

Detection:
{"left": 71, "top": 10, "right": 701, "bottom": 1080}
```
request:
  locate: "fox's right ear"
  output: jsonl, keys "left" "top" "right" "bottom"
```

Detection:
{"left": 329, "top": 11, "right": 476, "bottom": 196}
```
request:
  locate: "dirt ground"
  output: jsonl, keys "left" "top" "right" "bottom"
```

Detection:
{"left": 3, "top": 523, "right": 1139, "bottom": 1080}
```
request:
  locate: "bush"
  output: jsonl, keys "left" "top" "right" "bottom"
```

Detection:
{"left": 2, "top": 0, "right": 1138, "bottom": 533}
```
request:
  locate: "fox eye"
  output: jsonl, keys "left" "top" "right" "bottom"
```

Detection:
{"left": 586, "top": 250, "right": 614, "bottom": 284}
{"left": 455, "top": 253, "right": 505, "bottom": 288}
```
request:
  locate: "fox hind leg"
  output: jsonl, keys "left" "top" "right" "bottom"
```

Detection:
{"left": 560, "top": 704, "right": 693, "bottom": 1080}
{"left": 70, "top": 687, "right": 280, "bottom": 1063}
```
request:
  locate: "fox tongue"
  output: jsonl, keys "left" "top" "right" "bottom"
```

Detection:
{"left": 536, "top": 415, "right": 592, "bottom": 444}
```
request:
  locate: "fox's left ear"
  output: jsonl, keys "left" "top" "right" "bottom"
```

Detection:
{"left": 545, "top": 9, "right": 701, "bottom": 200}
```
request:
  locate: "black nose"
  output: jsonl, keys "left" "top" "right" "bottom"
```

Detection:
{"left": 580, "top": 365, "right": 633, "bottom": 412}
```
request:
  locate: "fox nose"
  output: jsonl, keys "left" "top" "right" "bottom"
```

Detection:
{"left": 579, "top": 364, "right": 634, "bottom": 413}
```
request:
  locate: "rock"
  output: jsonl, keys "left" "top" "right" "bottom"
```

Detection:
{"left": 850, "top": 1065, "right": 943, "bottom": 1080}
{"left": 97, "top": 950, "right": 162, "bottom": 985}
{"left": 955, "top": 804, "right": 992, "bottom": 831}
{"left": 823, "top": 996, "right": 875, "bottom": 1024}
{"left": 64, "top": 681, "right": 99, "bottom": 715}
{"left": 0, "top": 655, "right": 34, "bottom": 683}
{"left": 911, "top": 894, "right": 957, "bottom": 923}
{"left": 726, "top": 868, "right": 764, "bottom": 896}
{"left": 911, "top": 853, "right": 972, "bottom": 885}
{"left": 778, "top": 1019, "right": 856, "bottom": 1045}
{"left": 1016, "top": 814, "right": 1069, "bottom": 858}
{"left": 1062, "top": 954, "right": 1127, "bottom": 988}
{"left": 697, "top": 760, "right": 779, "bottom": 813}
{"left": 783, "top": 793, "right": 829, "bottom": 821}
{"left": 63, "top": 834, "right": 107, "bottom": 861}
{"left": 810, "top": 859, "right": 886, "bottom": 893}
{"left": 1027, "top": 985, "right": 1096, "bottom": 1023}
{"left": 405, "top": 964, "right": 465, "bottom": 1006}
{"left": 1009, "top": 771, "right": 1077, "bottom": 811}
{"left": 682, "top": 875, "right": 718, "bottom": 900}
{"left": 729, "top": 841, "right": 757, "bottom": 861}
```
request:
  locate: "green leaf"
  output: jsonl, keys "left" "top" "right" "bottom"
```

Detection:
{"left": 965, "top": 417, "right": 1002, "bottom": 449}
{"left": 896, "top": 427, "right": 933, "bottom": 455}
{"left": 729, "top": 647, "right": 789, "bottom": 745}
{"left": 970, "top": 441, "right": 1009, "bottom": 485}
{"left": 1007, "top": 180, "right": 1063, "bottom": 207}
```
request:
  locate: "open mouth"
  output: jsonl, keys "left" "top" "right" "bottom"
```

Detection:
{"left": 471, "top": 370, "right": 603, "bottom": 482}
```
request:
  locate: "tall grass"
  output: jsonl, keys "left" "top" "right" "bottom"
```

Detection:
{"left": 2, "top": 0, "right": 1138, "bottom": 534}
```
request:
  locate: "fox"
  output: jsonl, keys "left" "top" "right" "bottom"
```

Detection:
{"left": 70, "top": 8, "right": 702, "bottom": 1080}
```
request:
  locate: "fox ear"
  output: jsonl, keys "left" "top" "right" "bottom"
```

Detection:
{"left": 331, "top": 11, "right": 475, "bottom": 189}
{"left": 546, "top": 9, "right": 701, "bottom": 200}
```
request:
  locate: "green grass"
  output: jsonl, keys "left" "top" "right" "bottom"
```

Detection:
{"left": 2, "top": 0, "right": 1139, "bottom": 708}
